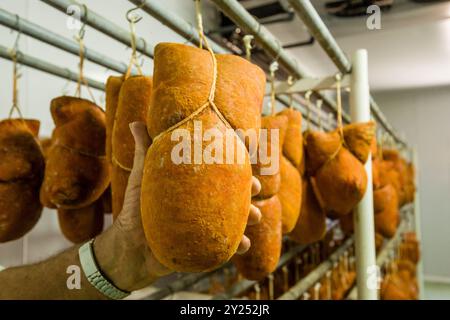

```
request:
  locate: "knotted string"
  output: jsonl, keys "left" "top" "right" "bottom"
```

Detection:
{"left": 8, "top": 48, "right": 23, "bottom": 119}
{"left": 152, "top": 0, "right": 231, "bottom": 144}
{"left": 7, "top": 29, "right": 23, "bottom": 119}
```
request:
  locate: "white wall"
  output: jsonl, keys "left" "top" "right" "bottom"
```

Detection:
{"left": 374, "top": 85, "right": 450, "bottom": 279}
{"left": 0, "top": 0, "right": 201, "bottom": 267}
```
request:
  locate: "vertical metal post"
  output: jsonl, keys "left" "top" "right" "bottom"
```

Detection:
{"left": 413, "top": 148, "right": 425, "bottom": 299}
{"left": 350, "top": 49, "right": 377, "bottom": 300}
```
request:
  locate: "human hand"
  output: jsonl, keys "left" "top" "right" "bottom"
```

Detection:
{"left": 94, "top": 122, "right": 261, "bottom": 292}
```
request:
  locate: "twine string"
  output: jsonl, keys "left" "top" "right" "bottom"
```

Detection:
{"left": 74, "top": 5, "right": 96, "bottom": 103}
{"left": 125, "top": 6, "right": 144, "bottom": 79}
{"left": 152, "top": 0, "right": 231, "bottom": 144}
{"left": 8, "top": 31, "right": 23, "bottom": 119}
{"left": 243, "top": 34, "right": 254, "bottom": 61}
{"left": 8, "top": 49, "right": 23, "bottom": 119}
{"left": 194, "top": 0, "right": 204, "bottom": 49}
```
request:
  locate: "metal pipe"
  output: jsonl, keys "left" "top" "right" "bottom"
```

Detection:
{"left": 376, "top": 220, "right": 408, "bottom": 267}
{"left": 347, "top": 213, "right": 410, "bottom": 300}
{"left": 277, "top": 237, "right": 354, "bottom": 300}
{"left": 0, "top": 44, "right": 105, "bottom": 91}
{"left": 0, "top": 8, "right": 131, "bottom": 75}
{"left": 209, "top": 0, "right": 350, "bottom": 123}
{"left": 128, "top": 0, "right": 227, "bottom": 54}
{"left": 143, "top": 272, "right": 215, "bottom": 300}
{"left": 40, "top": 0, "right": 154, "bottom": 58}
{"left": 287, "top": 0, "right": 406, "bottom": 146}
{"left": 350, "top": 49, "right": 377, "bottom": 300}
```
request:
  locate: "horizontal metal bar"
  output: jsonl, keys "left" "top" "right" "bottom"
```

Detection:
{"left": 143, "top": 272, "right": 215, "bottom": 300}
{"left": 128, "top": 0, "right": 228, "bottom": 54}
{"left": 0, "top": 44, "right": 105, "bottom": 91}
{"left": 0, "top": 8, "right": 131, "bottom": 75}
{"left": 287, "top": 0, "right": 407, "bottom": 146}
{"left": 209, "top": 0, "right": 351, "bottom": 123}
{"left": 41, "top": 0, "right": 154, "bottom": 58}
{"left": 211, "top": 244, "right": 308, "bottom": 300}
{"left": 346, "top": 205, "right": 413, "bottom": 300}
{"left": 277, "top": 237, "right": 354, "bottom": 300}
{"left": 268, "top": 74, "right": 351, "bottom": 96}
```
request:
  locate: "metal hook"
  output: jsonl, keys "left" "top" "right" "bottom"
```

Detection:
{"left": 126, "top": 3, "right": 144, "bottom": 23}
{"left": 76, "top": 4, "right": 88, "bottom": 39}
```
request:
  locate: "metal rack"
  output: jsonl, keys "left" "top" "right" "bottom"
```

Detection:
{"left": 0, "top": 0, "right": 422, "bottom": 300}
{"left": 346, "top": 205, "right": 414, "bottom": 300}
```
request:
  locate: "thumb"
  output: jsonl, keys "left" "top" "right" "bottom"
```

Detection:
{"left": 125, "top": 121, "right": 151, "bottom": 195}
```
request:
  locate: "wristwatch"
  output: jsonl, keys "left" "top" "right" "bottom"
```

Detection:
{"left": 78, "top": 239, "right": 130, "bottom": 300}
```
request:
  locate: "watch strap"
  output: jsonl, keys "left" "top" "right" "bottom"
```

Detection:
{"left": 78, "top": 239, "right": 130, "bottom": 300}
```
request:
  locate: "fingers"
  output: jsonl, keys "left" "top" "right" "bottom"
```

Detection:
{"left": 247, "top": 204, "right": 261, "bottom": 226}
{"left": 251, "top": 176, "right": 261, "bottom": 197}
{"left": 130, "top": 122, "right": 152, "bottom": 162}
{"left": 236, "top": 235, "right": 251, "bottom": 255}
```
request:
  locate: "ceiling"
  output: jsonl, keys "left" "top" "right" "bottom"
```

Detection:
{"left": 233, "top": 0, "right": 450, "bottom": 91}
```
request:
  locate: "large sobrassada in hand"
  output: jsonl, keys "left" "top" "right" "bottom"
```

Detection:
{"left": 0, "top": 119, "right": 44, "bottom": 242}
{"left": 141, "top": 43, "right": 266, "bottom": 272}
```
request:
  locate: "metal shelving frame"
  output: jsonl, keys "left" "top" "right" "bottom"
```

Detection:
{"left": 0, "top": 0, "right": 421, "bottom": 300}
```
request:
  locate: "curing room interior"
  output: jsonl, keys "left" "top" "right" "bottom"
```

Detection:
{"left": 0, "top": 0, "right": 450, "bottom": 302}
